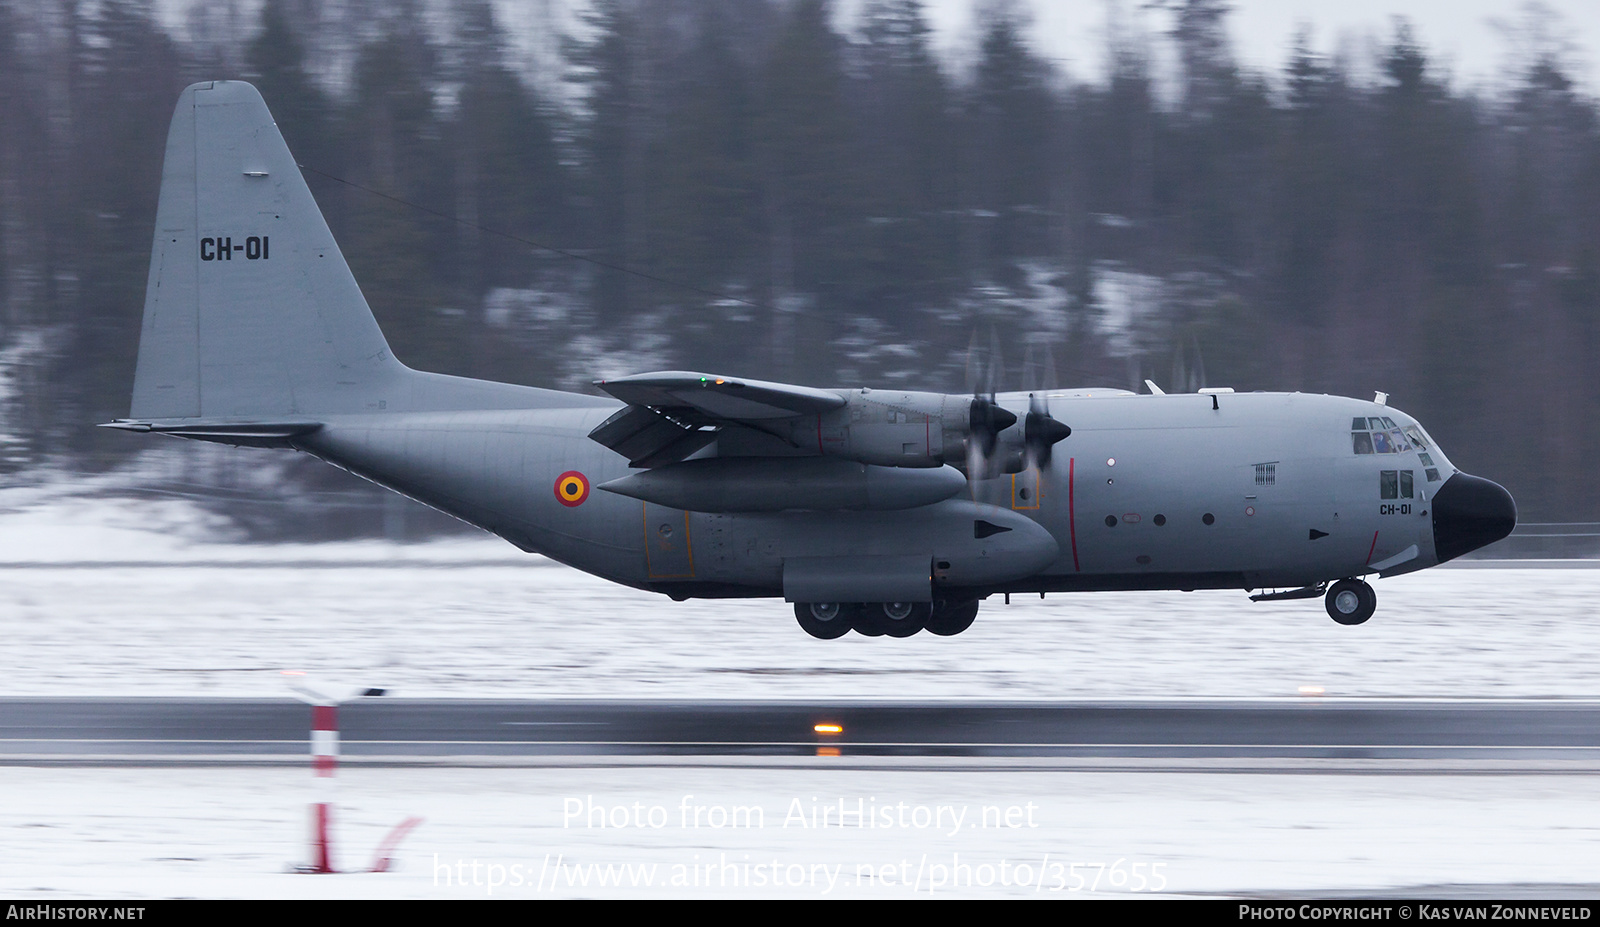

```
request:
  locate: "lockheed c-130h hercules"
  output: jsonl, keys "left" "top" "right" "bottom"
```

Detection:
{"left": 107, "top": 81, "right": 1518, "bottom": 639}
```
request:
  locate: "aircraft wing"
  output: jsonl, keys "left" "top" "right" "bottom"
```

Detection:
{"left": 590, "top": 371, "right": 845, "bottom": 468}
{"left": 596, "top": 371, "right": 844, "bottom": 420}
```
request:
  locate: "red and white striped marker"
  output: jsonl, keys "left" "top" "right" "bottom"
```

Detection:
{"left": 309, "top": 702, "right": 339, "bottom": 874}
{"left": 285, "top": 673, "right": 342, "bottom": 874}
{"left": 284, "top": 672, "right": 420, "bottom": 875}
{"left": 312, "top": 704, "right": 339, "bottom": 777}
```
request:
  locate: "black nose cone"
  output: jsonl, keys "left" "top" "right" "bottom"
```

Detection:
{"left": 1432, "top": 472, "right": 1516, "bottom": 563}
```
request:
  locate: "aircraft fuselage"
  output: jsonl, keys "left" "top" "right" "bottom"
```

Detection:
{"left": 295, "top": 388, "right": 1475, "bottom": 600}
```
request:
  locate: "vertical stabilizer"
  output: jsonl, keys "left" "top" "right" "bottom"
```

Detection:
{"left": 131, "top": 80, "right": 404, "bottom": 420}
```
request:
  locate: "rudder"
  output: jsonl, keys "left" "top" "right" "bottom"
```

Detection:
{"left": 131, "top": 80, "right": 403, "bottom": 421}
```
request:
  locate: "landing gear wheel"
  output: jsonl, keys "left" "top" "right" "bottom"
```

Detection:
{"left": 852, "top": 604, "right": 888, "bottom": 637}
{"left": 926, "top": 598, "right": 980, "bottom": 636}
{"left": 1324, "top": 579, "right": 1376, "bottom": 626}
{"left": 795, "top": 602, "right": 856, "bottom": 640}
{"left": 878, "top": 602, "right": 930, "bottom": 638}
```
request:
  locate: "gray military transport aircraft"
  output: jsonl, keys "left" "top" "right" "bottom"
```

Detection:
{"left": 107, "top": 81, "right": 1517, "bottom": 639}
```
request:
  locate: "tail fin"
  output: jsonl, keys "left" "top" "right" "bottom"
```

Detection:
{"left": 130, "top": 80, "right": 403, "bottom": 421}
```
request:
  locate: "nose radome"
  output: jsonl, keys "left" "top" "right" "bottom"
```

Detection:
{"left": 1431, "top": 473, "right": 1516, "bottom": 563}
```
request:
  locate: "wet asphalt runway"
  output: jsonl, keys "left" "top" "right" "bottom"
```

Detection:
{"left": 2, "top": 698, "right": 1598, "bottom": 766}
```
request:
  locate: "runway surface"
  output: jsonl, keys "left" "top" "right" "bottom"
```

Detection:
{"left": 5, "top": 698, "right": 1599, "bottom": 765}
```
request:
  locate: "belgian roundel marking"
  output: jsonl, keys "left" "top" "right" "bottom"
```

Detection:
{"left": 555, "top": 471, "right": 590, "bottom": 507}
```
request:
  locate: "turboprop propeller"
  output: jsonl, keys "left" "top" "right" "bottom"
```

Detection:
{"left": 1024, "top": 391, "right": 1072, "bottom": 469}
{"left": 961, "top": 328, "right": 1071, "bottom": 487}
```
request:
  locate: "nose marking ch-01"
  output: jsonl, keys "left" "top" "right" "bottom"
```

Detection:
{"left": 200, "top": 236, "right": 269, "bottom": 261}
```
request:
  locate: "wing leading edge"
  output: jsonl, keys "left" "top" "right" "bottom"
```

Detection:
{"left": 589, "top": 371, "right": 845, "bottom": 468}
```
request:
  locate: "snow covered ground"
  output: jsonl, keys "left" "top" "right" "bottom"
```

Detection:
{"left": 11, "top": 552, "right": 1600, "bottom": 700}
{"left": 0, "top": 482, "right": 1594, "bottom": 699}
{"left": 4, "top": 482, "right": 1600, "bottom": 899}
{"left": 5, "top": 763, "right": 1600, "bottom": 899}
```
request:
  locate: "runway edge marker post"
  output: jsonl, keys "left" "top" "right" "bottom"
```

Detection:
{"left": 283, "top": 671, "right": 422, "bottom": 874}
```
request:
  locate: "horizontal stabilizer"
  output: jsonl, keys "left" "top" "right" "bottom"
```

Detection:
{"left": 101, "top": 419, "right": 322, "bottom": 448}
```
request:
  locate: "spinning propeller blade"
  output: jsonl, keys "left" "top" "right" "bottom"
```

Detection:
{"left": 1024, "top": 391, "right": 1071, "bottom": 469}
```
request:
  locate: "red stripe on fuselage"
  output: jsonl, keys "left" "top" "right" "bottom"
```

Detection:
{"left": 1069, "top": 457, "right": 1080, "bottom": 572}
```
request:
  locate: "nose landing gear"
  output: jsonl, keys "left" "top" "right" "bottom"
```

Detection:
{"left": 1324, "top": 578, "right": 1376, "bottom": 625}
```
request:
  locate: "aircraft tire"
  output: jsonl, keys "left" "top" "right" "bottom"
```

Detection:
{"left": 926, "top": 599, "right": 980, "bottom": 636}
{"left": 795, "top": 602, "right": 856, "bottom": 640}
{"left": 851, "top": 605, "right": 889, "bottom": 637}
{"left": 1324, "top": 579, "right": 1376, "bottom": 626}
{"left": 879, "top": 602, "right": 930, "bottom": 638}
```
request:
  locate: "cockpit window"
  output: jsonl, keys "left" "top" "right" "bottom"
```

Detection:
{"left": 1352, "top": 417, "right": 1429, "bottom": 456}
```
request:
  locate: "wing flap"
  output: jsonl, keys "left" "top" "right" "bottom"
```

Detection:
{"left": 587, "top": 404, "right": 718, "bottom": 468}
{"left": 591, "top": 371, "right": 842, "bottom": 467}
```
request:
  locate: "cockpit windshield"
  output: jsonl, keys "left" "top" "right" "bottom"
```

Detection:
{"left": 1353, "top": 419, "right": 1410, "bottom": 454}
{"left": 1351, "top": 414, "right": 1448, "bottom": 482}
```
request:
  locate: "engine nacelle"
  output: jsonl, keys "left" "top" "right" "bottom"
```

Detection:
{"left": 598, "top": 457, "right": 967, "bottom": 512}
{"left": 787, "top": 390, "right": 1016, "bottom": 469}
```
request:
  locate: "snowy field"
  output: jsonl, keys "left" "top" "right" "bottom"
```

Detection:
{"left": 5, "top": 763, "right": 1600, "bottom": 899}
{"left": 4, "top": 482, "right": 1600, "bottom": 899}
{"left": 0, "top": 486, "right": 1594, "bottom": 699}
{"left": 10, "top": 554, "right": 1600, "bottom": 700}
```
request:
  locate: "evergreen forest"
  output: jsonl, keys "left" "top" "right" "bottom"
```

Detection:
{"left": 1, "top": 0, "right": 1597, "bottom": 529}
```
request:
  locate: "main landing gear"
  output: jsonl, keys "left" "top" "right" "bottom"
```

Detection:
{"left": 794, "top": 598, "right": 981, "bottom": 639}
{"left": 1324, "top": 578, "right": 1376, "bottom": 626}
